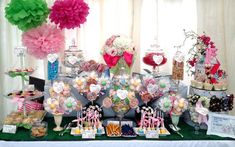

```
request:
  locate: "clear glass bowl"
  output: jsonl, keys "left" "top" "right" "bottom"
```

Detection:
{"left": 31, "top": 121, "right": 47, "bottom": 138}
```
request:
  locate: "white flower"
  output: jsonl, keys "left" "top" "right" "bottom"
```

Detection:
{"left": 112, "top": 36, "right": 133, "bottom": 51}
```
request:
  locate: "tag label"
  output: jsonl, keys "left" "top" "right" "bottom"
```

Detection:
{"left": 146, "top": 130, "right": 159, "bottom": 139}
{"left": 82, "top": 130, "right": 95, "bottom": 139}
{"left": 2, "top": 125, "right": 17, "bottom": 134}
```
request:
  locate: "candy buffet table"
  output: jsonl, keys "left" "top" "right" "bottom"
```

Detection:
{"left": 0, "top": 117, "right": 234, "bottom": 147}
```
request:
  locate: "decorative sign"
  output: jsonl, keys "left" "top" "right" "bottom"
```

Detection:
{"left": 207, "top": 112, "right": 235, "bottom": 138}
{"left": 82, "top": 130, "right": 96, "bottom": 139}
{"left": 145, "top": 130, "right": 159, "bottom": 139}
{"left": 2, "top": 125, "right": 17, "bottom": 134}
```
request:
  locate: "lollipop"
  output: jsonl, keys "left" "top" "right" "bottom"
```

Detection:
{"left": 129, "top": 98, "right": 139, "bottom": 109}
{"left": 63, "top": 97, "right": 78, "bottom": 113}
{"left": 158, "top": 97, "right": 173, "bottom": 112}
{"left": 44, "top": 98, "right": 60, "bottom": 114}
{"left": 172, "top": 98, "right": 188, "bottom": 115}
{"left": 142, "top": 75, "right": 156, "bottom": 87}
{"left": 103, "top": 97, "right": 113, "bottom": 108}
{"left": 62, "top": 84, "right": 71, "bottom": 97}
{"left": 140, "top": 92, "right": 153, "bottom": 104}
{"left": 158, "top": 79, "right": 171, "bottom": 93}
{"left": 98, "top": 76, "right": 111, "bottom": 90}
{"left": 87, "top": 92, "right": 98, "bottom": 101}
{"left": 130, "top": 77, "right": 141, "bottom": 91}
{"left": 74, "top": 77, "right": 86, "bottom": 92}
{"left": 76, "top": 100, "right": 83, "bottom": 111}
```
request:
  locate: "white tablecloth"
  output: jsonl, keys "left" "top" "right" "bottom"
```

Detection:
{"left": 0, "top": 140, "right": 234, "bottom": 147}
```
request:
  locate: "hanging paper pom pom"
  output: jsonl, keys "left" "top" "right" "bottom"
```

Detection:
{"left": 22, "top": 24, "right": 65, "bottom": 59}
{"left": 49, "top": 0, "right": 89, "bottom": 29}
{"left": 5, "top": 0, "right": 49, "bottom": 31}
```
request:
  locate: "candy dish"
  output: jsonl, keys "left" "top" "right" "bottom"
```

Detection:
{"left": 6, "top": 90, "right": 43, "bottom": 100}
{"left": 96, "top": 127, "right": 105, "bottom": 136}
{"left": 106, "top": 123, "right": 121, "bottom": 137}
{"left": 133, "top": 127, "right": 146, "bottom": 136}
{"left": 4, "top": 110, "right": 46, "bottom": 129}
{"left": 121, "top": 124, "right": 136, "bottom": 137}
{"left": 71, "top": 127, "right": 83, "bottom": 136}
{"left": 158, "top": 127, "right": 170, "bottom": 136}
{"left": 31, "top": 121, "right": 47, "bottom": 138}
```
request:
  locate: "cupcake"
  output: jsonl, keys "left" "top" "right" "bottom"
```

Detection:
{"left": 213, "top": 83, "right": 222, "bottom": 91}
{"left": 203, "top": 82, "right": 213, "bottom": 90}
{"left": 221, "top": 82, "right": 228, "bottom": 90}
{"left": 196, "top": 81, "right": 203, "bottom": 89}
{"left": 191, "top": 80, "right": 197, "bottom": 87}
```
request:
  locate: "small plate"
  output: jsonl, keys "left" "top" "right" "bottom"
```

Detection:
{"left": 158, "top": 127, "right": 170, "bottom": 136}
{"left": 71, "top": 128, "right": 83, "bottom": 136}
{"left": 134, "top": 127, "right": 145, "bottom": 136}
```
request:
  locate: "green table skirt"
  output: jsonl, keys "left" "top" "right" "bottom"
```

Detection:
{"left": 0, "top": 117, "right": 234, "bottom": 141}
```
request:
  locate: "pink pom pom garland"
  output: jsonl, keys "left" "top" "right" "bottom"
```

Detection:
{"left": 49, "top": 0, "right": 89, "bottom": 29}
{"left": 22, "top": 24, "right": 65, "bottom": 59}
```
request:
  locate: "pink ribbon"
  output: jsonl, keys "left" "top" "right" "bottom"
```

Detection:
{"left": 205, "top": 48, "right": 217, "bottom": 65}
{"left": 195, "top": 101, "right": 208, "bottom": 124}
{"left": 12, "top": 97, "right": 24, "bottom": 109}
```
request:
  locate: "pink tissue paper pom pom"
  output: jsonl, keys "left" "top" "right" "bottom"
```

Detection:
{"left": 22, "top": 24, "right": 65, "bottom": 59}
{"left": 49, "top": 0, "right": 89, "bottom": 29}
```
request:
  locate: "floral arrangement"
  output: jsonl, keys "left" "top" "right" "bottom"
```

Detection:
{"left": 102, "top": 35, "right": 135, "bottom": 74}
{"left": 182, "top": 30, "right": 227, "bottom": 85}
{"left": 22, "top": 24, "right": 64, "bottom": 59}
{"left": 44, "top": 81, "right": 82, "bottom": 115}
{"left": 74, "top": 73, "right": 110, "bottom": 102}
{"left": 49, "top": 0, "right": 89, "bottom": 29}
{"left": 103, "top": 89, "right": 139, "bottom": 114}
{"left": 5, "top": 0, "right": 49, "bottom": 31}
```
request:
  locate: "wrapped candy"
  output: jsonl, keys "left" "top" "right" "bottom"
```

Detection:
{"left": 158, "top": 97, "right": 172, "bottom": 112}
{"left": 102, "top": 97, "right": 113, "bottom": 108}
{"left": 44, "top": 98, "right": 60, "bottom": 114}
{"left": 130, "top": 77, "right": 141, "bottom": 91}
{"left": 62, "top": 97, "right": 79, "bottom": 113}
